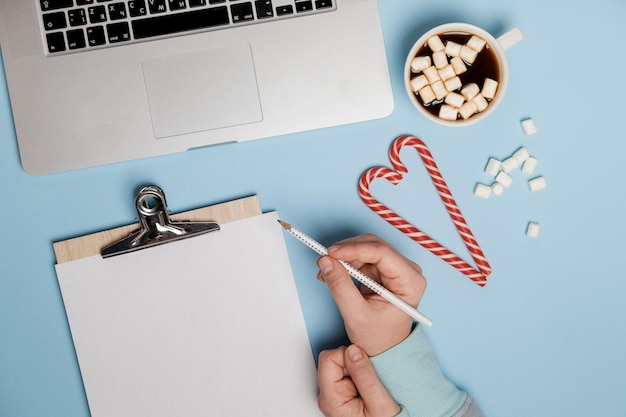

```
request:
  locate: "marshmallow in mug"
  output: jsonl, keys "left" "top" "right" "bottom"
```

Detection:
{"left": 409, "top": 32, "right": 500, "bottom": 122}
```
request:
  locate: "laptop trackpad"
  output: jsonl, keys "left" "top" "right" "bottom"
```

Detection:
{"left": 142, "top": 44, "right": 263, "bottom": 139}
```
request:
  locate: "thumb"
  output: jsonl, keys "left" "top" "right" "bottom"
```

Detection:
{"left": 317, "top": 256, "right": 368, "bottom": 316}
{"left": 344, "top": 345, "right": 400, "bottom": 417}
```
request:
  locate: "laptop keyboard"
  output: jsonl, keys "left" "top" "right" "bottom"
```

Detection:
{"left": 39, "top": 0, "right": 335, "bottom": 54}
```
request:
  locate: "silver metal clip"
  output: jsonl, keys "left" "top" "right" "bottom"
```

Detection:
{"left": 101, "top": 185, "right": 220, "bottom": 258}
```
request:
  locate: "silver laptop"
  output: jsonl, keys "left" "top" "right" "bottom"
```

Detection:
{"left": 0, "top": 0, "right": 393, "bottom": 175}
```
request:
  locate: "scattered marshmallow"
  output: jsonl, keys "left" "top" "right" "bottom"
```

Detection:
{"left": 495, "top": 171, "right": 513, "bottom": 187}
{"left": 467, "top": 35, "right": 486, "bottom": 52}
{"left": 474, "top": 183, "right": 492, "bottom": 199}
{"left": 450, "top": 56, "right": 467, "bottom": 75}
{"left": 500, "top": 156, "right": 519, "bottom": 173}
{"left": 482, "top": 78, "right": 498, "bottom": 100}
{"left": 427, "top": 35, "right": 445, "bottom": 52}
{"left": 521, "top": 118, "right": 538, "bottom": 135}
{"left": 410, "top": 74, "right": 429, "bottom": 92}
{"left": 439, "top": 104, "right": 458, "bottom": 121}
{"left": 459, "top": 45, "right": 478, "bottom": 64}
{"left": 521, "top": 157, "right": 538, "bottom": 175}
{"left": 411, "top": 56, "right": 431, "bottom": 72}
{"left": 445, "top": 92, "right": 465, "bottom": 108}
{"left": 526, "top": 222, "right": 540, "bottom": 238}
{"left": 461, "top": 83, "right": 480, "bottom": 100}
{"left": 528, "top": 176, "right": 547, "bottom": 192}
{"left": 444, "top": 41, "right": 462, "bottom": 57}
{"left": 491, "top": 182, "right": 504, "bottom": 196}
{"left": 513, "top": 147, "right": 530, "bottom": 163}
{"left": 418, "top": 85, "right": 436, "bottom": 104}
{"left": 484, "top": 157, "right": 501, "bottom": 176}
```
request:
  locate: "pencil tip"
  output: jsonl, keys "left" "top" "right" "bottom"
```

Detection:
{"left": 278, "top": 220, "right": 292, "bottom": 230}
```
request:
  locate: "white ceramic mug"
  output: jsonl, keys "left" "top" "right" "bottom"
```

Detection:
{"left": 404, "top": 23, "right": 523, "bottom": 126}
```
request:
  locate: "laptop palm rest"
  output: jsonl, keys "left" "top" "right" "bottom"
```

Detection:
{"left": 142, "top": 43, "right": 263, "bottom": 139}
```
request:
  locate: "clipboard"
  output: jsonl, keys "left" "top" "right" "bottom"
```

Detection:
{"left": 53, "top": 186, "right": 323, "bottom": 417}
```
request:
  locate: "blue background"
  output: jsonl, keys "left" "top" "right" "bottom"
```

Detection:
{"left": 1, "top": 1, "right": 625, "bottom": 416}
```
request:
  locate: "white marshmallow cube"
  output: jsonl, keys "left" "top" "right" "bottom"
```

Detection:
{"left": 472, "top": 93, "right": 489, "bottom": 112}
{"left": 460, "top": 45, "right": 478, "bottom": 64}
{"left": 427, "top": 35, "right": 445, "bottom": 52}
{"left": 467, "top": 35, "right": 486, "bottom": 52}
{"left": 411, "top": 55, "right": 431, "bottom": 72}
{"left": 418, "top": 85, "right": 436, "bottom": 104}
{"left": 484, "top": 158, "right": 501, "bottom": 176}
{"left": 496, "top": 171, "right": 513, "bottom": 187}
{"left": 410, "top": 74, "right": 429, "bottom": 92}
{"left": 521, "top": 118, "right": 538, "bottom": 135}
{"left": 461, "top": 83, "right": 480, "bottom": 100}
{"left": 444, "top": 41, "right": 462, "bottom": 57}
{"left": 444, "top": 76, "right": 462, "bottom": 92}
{"left": 445, "top": 92, "right": 465, "bottom": 108}
{"left": 528, "top": 176, "right": 547, "bottom": 192}
{"left": 513, "top": 147, "right": 530, "bottom": 163}
{"left": 432, "top": 50, "right": 448, "bottom": 69}
{"left": 438, "top": 64, "right": 456, "bottom": 81}
{"left": 474, "top": 183, "right": 491, "bottom": 199}
{"left": 526, "top": 222, "right": 540, "bottom": 238}
{"left": 482, "top": 78, "right": 498, "bottom": 100}
{"left": 423, "top": 66, "right": 441, "bottom": 83}
{"left": 431, "top": 80, "right": 448, "bottom": 100}
{"left": 501, "top": 156, "right": 519, "bottom": 173}
{"left": 439, "top": 104, "right": 458, "bottom": 121}
{"left": 458, "top": 100, "right": 478, "bottom": 119}
{"left": 491, "top": 182, "right": 504, "bottom": 196}
{"left": 521, "top": 157, "right": 538, "bottom": 175}
{"left": 450, "top": 56, "right": 467, "bottom": 75}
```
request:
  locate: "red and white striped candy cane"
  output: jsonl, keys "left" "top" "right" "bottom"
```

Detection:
{"left": 359, "top": 135, "right": 491, "bottom": 286}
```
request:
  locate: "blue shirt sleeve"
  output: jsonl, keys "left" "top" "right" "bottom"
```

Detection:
{"left": 370, "top": 326, "right": 471, "bottom": 417}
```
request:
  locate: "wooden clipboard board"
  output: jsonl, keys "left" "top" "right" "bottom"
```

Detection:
{"left": 53, "top": 194, "right": 261, "bottom": 263}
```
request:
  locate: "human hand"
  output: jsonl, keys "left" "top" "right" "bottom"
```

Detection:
{"left": 317, "top": 344, "right": 400, "bottom": 417}
{"left": 317, "top": 234, "right": 426, "bottom": 356}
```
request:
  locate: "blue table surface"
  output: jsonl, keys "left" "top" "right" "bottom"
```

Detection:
{"left": 2, "top": 1, "right": 625, "bottom": 416}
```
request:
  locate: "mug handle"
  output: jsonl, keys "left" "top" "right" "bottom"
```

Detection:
{"left": 497, "top": 27, "right": 523, "bottom": 51}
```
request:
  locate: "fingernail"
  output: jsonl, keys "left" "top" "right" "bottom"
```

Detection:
{"left": 347, "top": 345, "right": 363, "bottom": 361}
{"left": 318, "top": 256, "right": 333, "bottom": 275}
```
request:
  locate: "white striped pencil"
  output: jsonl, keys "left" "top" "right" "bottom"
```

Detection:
{"left": 279, "top": 220, "right": 433, "bottom": 328}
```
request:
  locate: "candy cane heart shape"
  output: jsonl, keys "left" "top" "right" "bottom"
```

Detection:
{"left": 359, "top": 135, "right": 491, "bottom": 286}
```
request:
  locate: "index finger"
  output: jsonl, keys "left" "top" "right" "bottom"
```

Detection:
{"left": 317, "top": 347, "right": 347, "bottom": 387}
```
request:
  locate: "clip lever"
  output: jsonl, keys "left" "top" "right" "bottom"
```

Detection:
{"left": 101, "top": 185, "right": 220, "bottom": 258}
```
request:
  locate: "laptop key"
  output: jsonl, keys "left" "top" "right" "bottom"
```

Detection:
{"left": 189, "top": 0, "right": 207, "bottom": 6}
{"left": 88, "top": 6, "right": 108, "bottom": 23}
{"left": 76, "top": 0, "right": 95, "bottom": 4}
{"left": 86, "top": 25, "right": 107, "bottom": 46}
{"left": 231, "top": 3, "right": 253, "bottom": 23}
{"left": 148, "top": 0, "right": 167, "bottom": 14}
{"left": 295, "top": 1, "right": 312, "bottom": 12}
{"left": 68, "top": 9, "right": 88, "bottom": 26}
{"left": 132, "top": 7, "right": 229, "bottom": 39}
{"left": 254, "top": 0, "right": 273, "bottom": 19}
{"left": 128, "top": 0, "right": 147, "bottom": 17}
{"left": 45, "top": 32, "right": 66, "bottom": 53}
{"left": 107, "top": 22, "right": 131, "bottom": 42}
{"left": 168, "top": 0, "right": 187, "bottom": 10}
{"left": 67, "top": 29, "right": 87, "bottom": 49}
{"left": 40, "top": 0, "right": 73, "bottom": 12}
{"left": 315, "top": 0, "right": 332, "bottom": 9}
{"left": 108, "top": 3, "right": 128, "bottom": 19}
{"left": 42, "top": 12, "right": 67, "bottom": 31}
{"left": 275, "top": 5, "right": 293, "bottom": 15}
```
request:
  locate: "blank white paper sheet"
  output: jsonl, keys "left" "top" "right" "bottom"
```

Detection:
{"left": 55, "top": 211, "right": 323, "bottom": 417}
